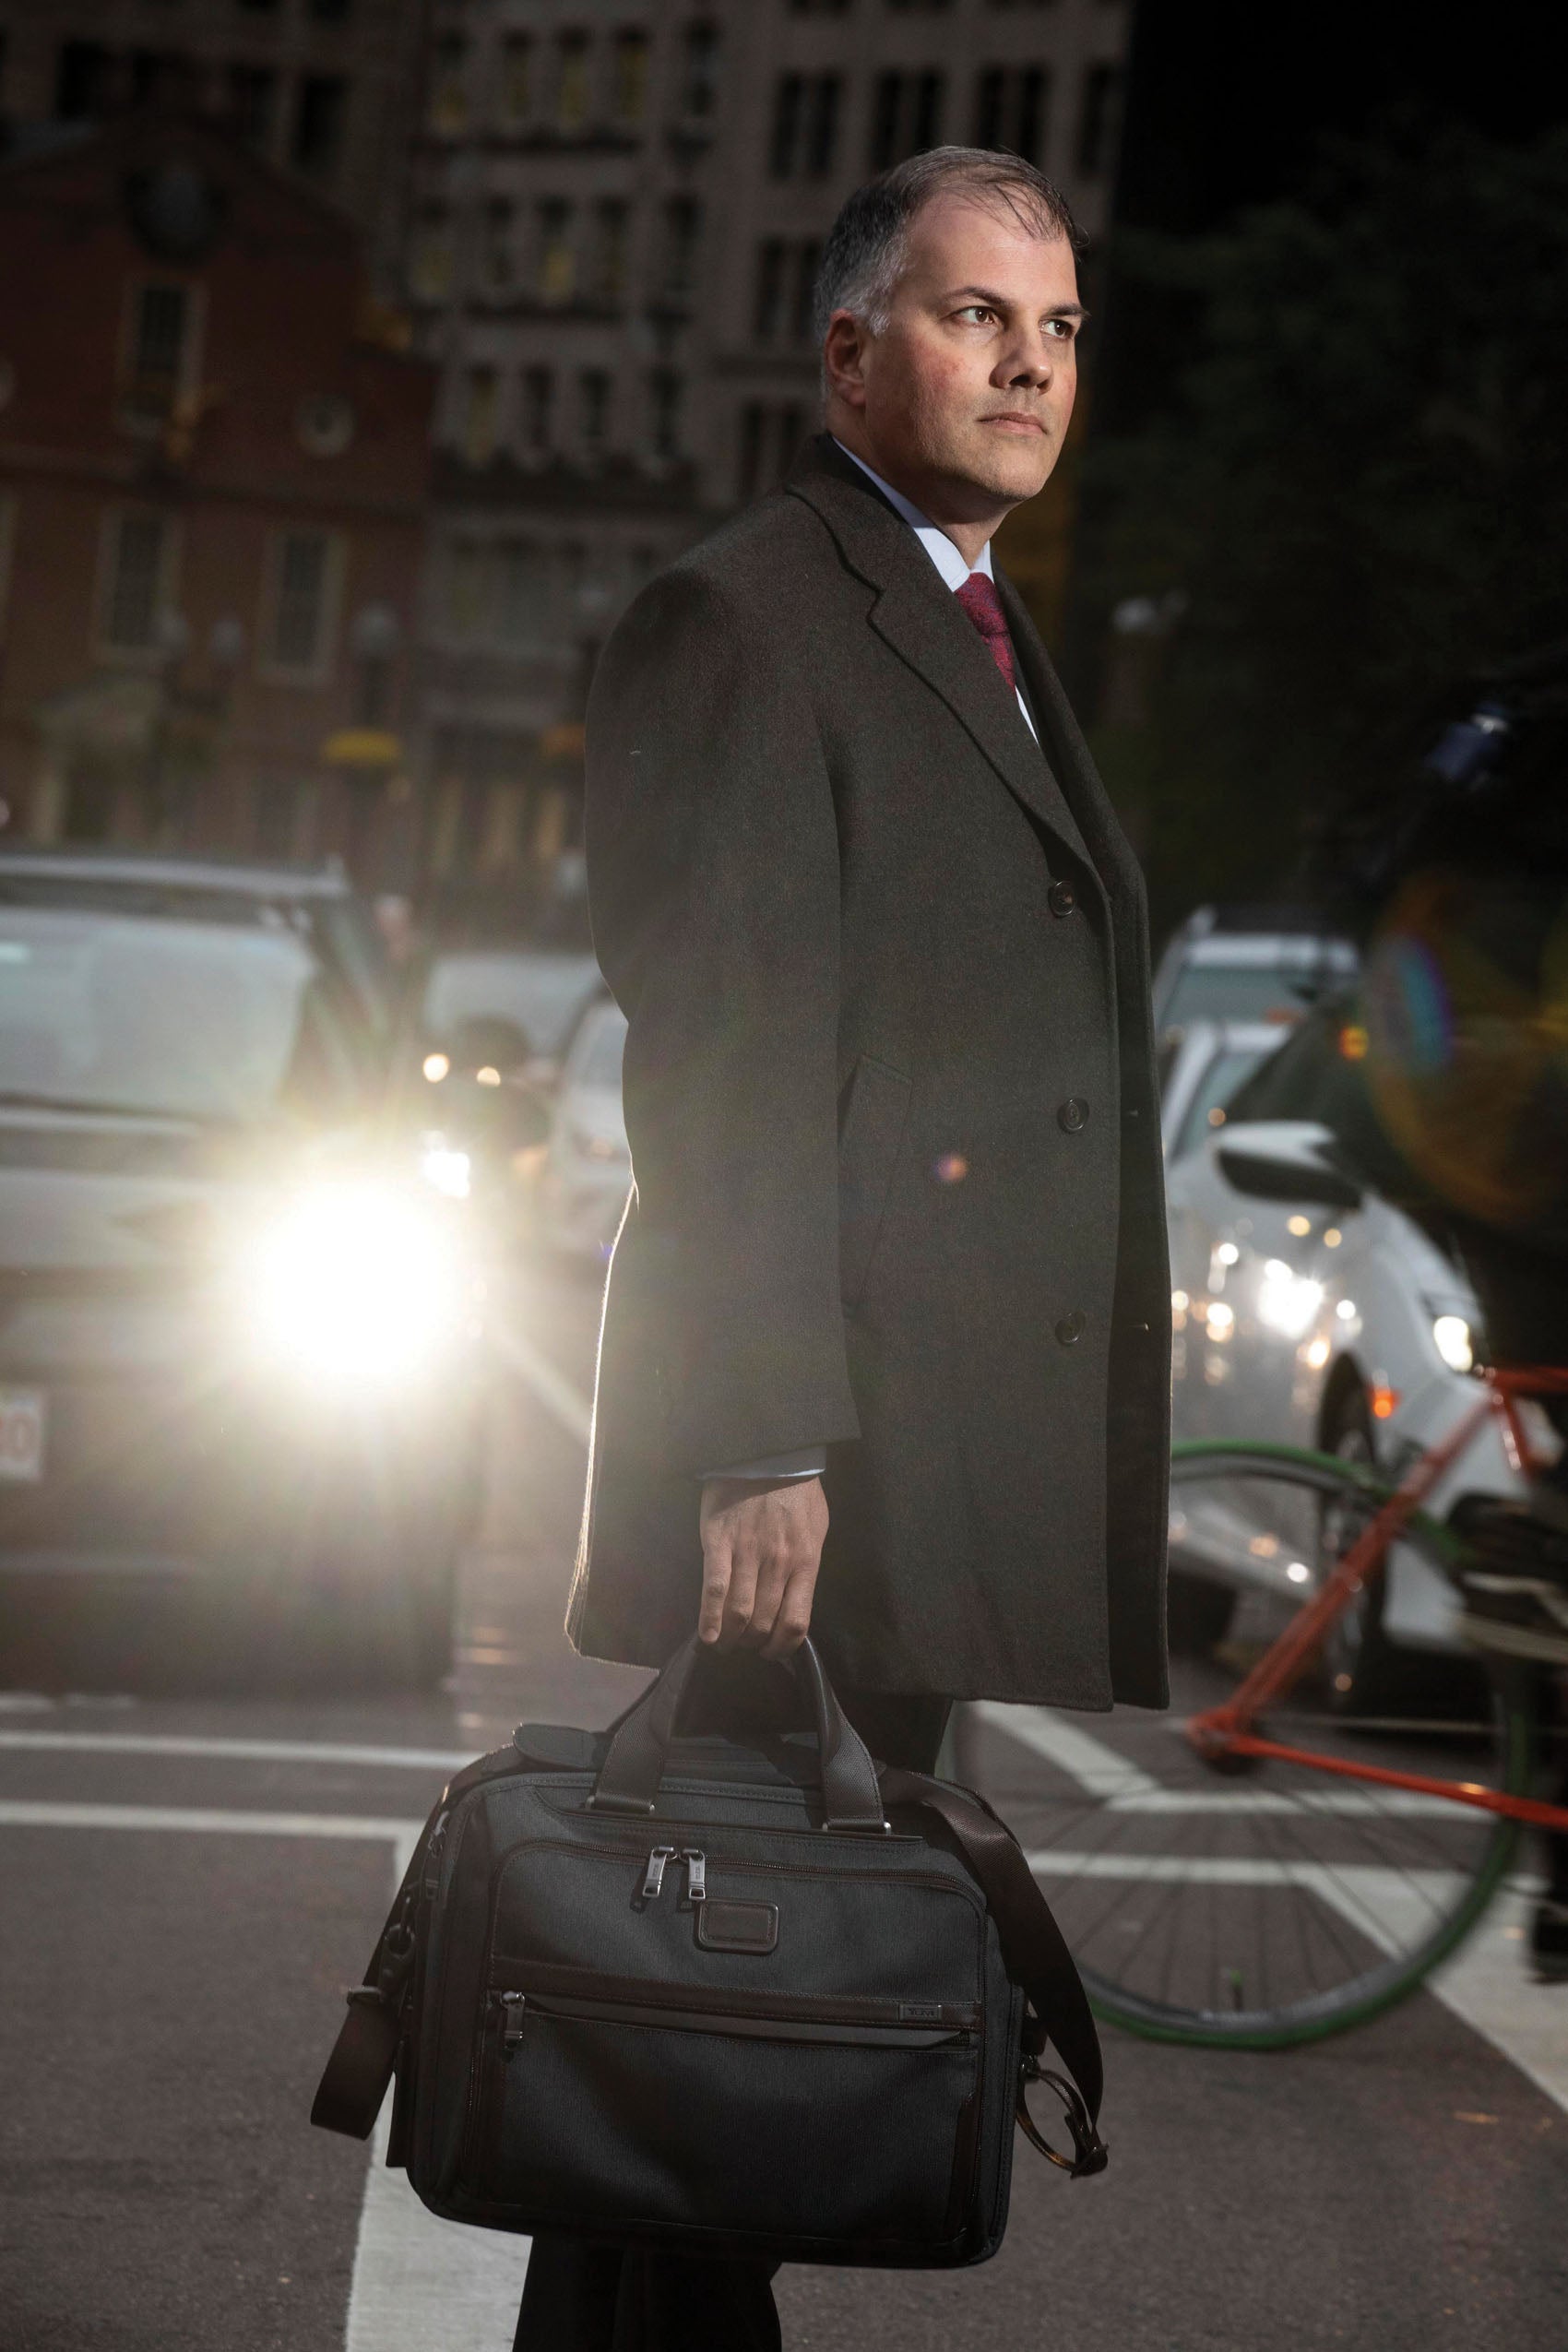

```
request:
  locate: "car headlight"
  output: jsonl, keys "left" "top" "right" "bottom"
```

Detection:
{"left": 418, "top": 1137, "right": 472, "bottom": 1200}
{"left": 1431, "top": 1312, "right": 1475, "bottom": 1374}
{"left": 240, "top": 1182, "right": 468, "bottom": 1386}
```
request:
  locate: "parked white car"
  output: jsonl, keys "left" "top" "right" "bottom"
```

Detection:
{"left": 1163, "top": 1000, "right": 1522, "bottom": 1704}
{"left": 1159, "top": 1018, "right": 1289, "bottom": 1162}
{"left": 1152, "top": 906, "right": 1358, "bottom": 1085}
{"left": 535, "top": 997, "right": 632, "bottom": 1260}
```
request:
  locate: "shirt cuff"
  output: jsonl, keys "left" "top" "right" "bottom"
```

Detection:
{"left": 700, "top": 1447, "right": 827, "bottom": 1482}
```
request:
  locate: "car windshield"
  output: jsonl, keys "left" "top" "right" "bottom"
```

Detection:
{"left": 423, "top": 951, "right": 603, "bottom": 1061}
{"left": 574, "top": 1008, "right": 625, "bottom": 1092}
{"left": 1172, "top": 1046, "right": 1277, "bottom": 1158}
{"left": 1162, "top": 962, "right": 1327, "bottom": 1028}
{"left": 0, "top": 905, "right": 372, "bottom": 1124}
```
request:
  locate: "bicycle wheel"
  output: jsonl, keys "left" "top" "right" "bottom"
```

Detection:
{"left": 974, "top": 1443, "right": 1536, "bottom": 2049}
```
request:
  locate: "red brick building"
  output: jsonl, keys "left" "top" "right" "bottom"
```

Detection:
{"left": 0, "top": 111, "right": 434, "bottom": 881}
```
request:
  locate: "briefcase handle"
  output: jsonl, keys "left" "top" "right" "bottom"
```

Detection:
{"left": 589, "top": 1633, "right": 888, "bottom": 1830}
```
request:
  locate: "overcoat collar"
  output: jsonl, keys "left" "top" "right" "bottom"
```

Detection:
{"left": 785, "top": 434, "right": 1140, "bottom": 916}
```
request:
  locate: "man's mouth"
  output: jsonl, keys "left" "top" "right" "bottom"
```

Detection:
{"left": 980, "top": 412, "right": 1048, "bottom": 434}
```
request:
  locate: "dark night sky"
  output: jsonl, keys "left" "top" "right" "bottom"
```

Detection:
{"left": 1113, "top": 0, "right": 1563, "bottom": 233}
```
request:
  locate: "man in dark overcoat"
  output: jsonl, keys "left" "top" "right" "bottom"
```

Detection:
{"left": 519, "top": 146, "right": 1171, "bottom": 2351}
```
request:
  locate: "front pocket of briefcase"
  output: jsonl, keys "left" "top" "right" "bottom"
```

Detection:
{"left": 466, "top": 1978, "right": 983, "bottom": 2252}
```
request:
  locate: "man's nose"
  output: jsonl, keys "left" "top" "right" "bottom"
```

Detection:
{"left": 993, "top": 334, "right": 1056, "bottom": 390}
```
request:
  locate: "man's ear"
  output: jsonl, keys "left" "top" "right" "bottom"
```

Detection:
{"left": 822, "top": 311, "right": 869, "bottom": 413}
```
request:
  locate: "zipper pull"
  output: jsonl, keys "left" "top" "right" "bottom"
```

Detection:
{"left": 422, "top": 1818, "right": 447, "bottom": 1902}
{"left": 683, "top": 1847, "right": 707, "bottom": 1904}
{"left": 498, "top": 1991, "right": 527, "bottom": 2051}
{"left": 640, "top": 1845, "right": 677, "bottom": 1901}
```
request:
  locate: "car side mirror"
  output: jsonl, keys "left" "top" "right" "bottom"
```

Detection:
{"left": 1216, "top": 1121, "right": 1363, "bottom": 1213}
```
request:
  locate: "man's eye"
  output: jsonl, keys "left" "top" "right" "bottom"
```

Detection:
{"left": 956, "top": 305, "right": 995, "bottom": 325}
{"left": 1045, "top": 318, "right": 1077, "bottom": 341}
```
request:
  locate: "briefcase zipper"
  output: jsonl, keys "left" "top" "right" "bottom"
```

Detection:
{"left": 637, "top": 1845, "right": 707, "bottom": 1904}
{"left": 490, "top": 1985, "right": 978, "bottom": 2054}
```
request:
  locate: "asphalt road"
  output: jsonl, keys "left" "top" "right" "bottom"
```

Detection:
{"left": 3, "top": 1253, "right": 1566, "bottom": 2352}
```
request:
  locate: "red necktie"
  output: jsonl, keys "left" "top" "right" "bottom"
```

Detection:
{"left": 955, "top": 572, "right": 1016, "bottom": 694}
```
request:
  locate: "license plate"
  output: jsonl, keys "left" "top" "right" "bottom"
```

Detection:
{"left": 0, "top": 1389, "right": 46, "bottom": 1482}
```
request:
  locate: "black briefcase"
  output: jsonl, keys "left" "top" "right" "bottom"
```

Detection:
{"left": 312, "top": 1638, "right": 1107, "bottom": 2269}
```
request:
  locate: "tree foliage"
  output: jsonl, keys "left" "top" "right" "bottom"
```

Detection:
{"left": 1082, "top": 123, "right": 1568, "bottom": 933}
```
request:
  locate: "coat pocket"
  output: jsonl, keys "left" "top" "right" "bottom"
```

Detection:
{"left": 837, "top": 1055, "right": 911, "bottom": 1313}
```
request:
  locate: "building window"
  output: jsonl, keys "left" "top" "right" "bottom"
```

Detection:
{"left": 522, "top": 366, "right": 553, "bottom": 459}
{"left": 481, "top": 199, "right": 516, "bottom": 295}
{"left": 462, "top": 367, "right": 501, "bottom": 466}
{"left": 771, "top": 73, "right": 840, "bottom": 179}
{"left": 121, "top": 280, "right": 198, "bottom": 429}
{"left": 680, "top": 23, "right": 721, "bottom": 121}
{"left": 430, "top": 34, "right": 468, "bottom": 135}
{"left": 408, "top": 207, "right": 453, "bottom": 303}
{"left": 498, "top": 541, "right": 547, "bottom": 644}
{"left": 536, "top": 200, "right": 576, "bottom": 302}
{"left": 267, "top": 529, "right": 339, "bottom": 675}
{"left": 229, "top": 65, "right": 278, "bottom": 148}
{"left": 100, "top": 511, "right": 172, "bottom": 653}
{"left": 55, "top": 42, "right": 112, "bottom": 120}
{"left": 661, "top": 198, "right": 702, "bottom": 301}
{"left": 791, "top": 240, "right": 821, "bottom": 340}
{"left": 499, "top": 35, "right": 532, "bottom": 127}
{"left": 555, "top": 32, "right": 590, "bottom": 133}
{"left": 445, "top": 540, "right": 494, "bottom": 641}
{"left": 591, "top": 199, "right": 629, "bottom": 303}
{"left": 736, "top": 403, "right": 805, "bottom": 500}
{"left": 648, "top": 370, "right": 682, "bottom": 463}
{"left": 292, "top": 75, "right": 347, "bottom": 181}
{"left": 579, "top": 369, "right": 611, "bottom": 460}
{"left": 870, "top": 70, "right": 944, "bottom": 169}
{"left": 1077, "top": 63, "right": 1122, "bottom": 175}
{"left": 612, "top": 30, "right": 649, "bottom": 126}
{"left": 974, "top": 64, "right": 1049, "bottom": 162}
{"left": 754, "top": 239, "right": 786, "bottom": 341}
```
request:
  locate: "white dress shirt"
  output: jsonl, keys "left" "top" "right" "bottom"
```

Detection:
{"left": 704, "top": 442, "right": 1039, "bottom": 1484}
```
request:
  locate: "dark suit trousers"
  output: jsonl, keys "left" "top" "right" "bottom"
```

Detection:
{"left": 511, "top": 1680, "right": 952, "bottom": 2352}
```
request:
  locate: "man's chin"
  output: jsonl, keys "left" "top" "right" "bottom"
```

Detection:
{"left": 955, "top": 433, "right": 1055, "bottom": 505}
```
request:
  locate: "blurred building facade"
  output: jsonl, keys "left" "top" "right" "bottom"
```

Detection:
{"left": 405, "top": 0, "right": 1129, "bottom": 915}
{"left": 0, "top": 113, "right": 435, "bottom": 875}
{"left": 0, "top": 0, "right": 429, "bottom": 288}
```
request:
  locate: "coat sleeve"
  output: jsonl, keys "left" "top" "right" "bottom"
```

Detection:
{"left": 585, "top": 564, "right": 860, "bottom": 1474}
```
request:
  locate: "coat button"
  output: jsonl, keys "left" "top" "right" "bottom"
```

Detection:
{"left": 1048, "top": 878, "right": 1077, "bottom": 918}
{"left": 1055, "top": 1310, "right": 1087, "bottom": 1346}
{"left": 1058, "top": 1097, "right": 1089, "bottom": 1133}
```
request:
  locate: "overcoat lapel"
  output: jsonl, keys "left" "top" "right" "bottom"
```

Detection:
{"left": 994, "top": 568, "right": 1145, "bottom": 924}
{"left": 785, "top": 439, "right": 1097, "bottom": 880}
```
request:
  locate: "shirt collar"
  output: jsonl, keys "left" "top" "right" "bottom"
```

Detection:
{"left": 832, "top": 439, "right": 992, "bottom": 594}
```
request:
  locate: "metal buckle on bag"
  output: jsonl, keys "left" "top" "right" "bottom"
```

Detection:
{"left": 1016, "top": 2053, "right": 1109, "bottom": 2179}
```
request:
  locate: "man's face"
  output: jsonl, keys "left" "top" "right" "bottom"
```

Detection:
{"left": 827, "top": 191, "right": 1083, "bottom": 517}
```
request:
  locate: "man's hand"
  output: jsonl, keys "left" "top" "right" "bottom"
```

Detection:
{"left": 697, "top": 1476, "right": 827, "bottom": 1657}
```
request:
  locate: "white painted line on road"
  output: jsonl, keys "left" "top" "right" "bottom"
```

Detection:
{"left": 0, "top": 1732, "right": 475, "bottom": 1770}
{"left": 1431, "top": 1883, "right": 1568, "bottom": 2117}
{"left": 347, "top": 1880, "right": 531, "bottom": 2352}
{"left": 0, "top": 1800, "right": 424, "bottom": 1840}
{"left": 980, "top": 1705, "right": 1471, "bottom": 1816}
{"left": 492, "top": 1325, "right": 593, "bottom": 1446}
{"left": 975, "top": 1704, "right": 1161, "bottom": 1800}
{"left": 0, "top": 1799, "right": 529, "bottom": 2346}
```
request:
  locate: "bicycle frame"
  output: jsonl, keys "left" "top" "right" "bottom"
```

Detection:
{"left": 1186, "top": 1364, "right": 1568, "bottom": 1832}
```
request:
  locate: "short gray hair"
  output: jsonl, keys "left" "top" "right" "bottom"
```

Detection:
{"left": 811, "top": 146, "right": 1083, "bottom": 349}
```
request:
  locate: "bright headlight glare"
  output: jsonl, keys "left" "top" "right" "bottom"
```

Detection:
{"left": 420, "top": 1140, "right": 472, "bottom": 1200}
{"left": 1431, "top": 1313, "right": 1474, "bottom": 1373}
{"left": 243, "top": 1183, "right": 463, "bottom": 1383}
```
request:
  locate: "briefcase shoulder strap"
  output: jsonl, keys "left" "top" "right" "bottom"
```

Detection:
{"left": 310, "top": 1745, "right": 521, "bottom": 2141}
{"left": 880, "top": 1768, "right": 1108, "bottom": 2178}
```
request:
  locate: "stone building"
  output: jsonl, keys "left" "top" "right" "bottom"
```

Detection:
{"left": 0, "top": 0, "right": 429, "bottom": 287}
{"left": 407, "top": 0, "right": 1130, "bottom": 912}
{"left": 0, "top": 112, "right": 435, "bottom": 874}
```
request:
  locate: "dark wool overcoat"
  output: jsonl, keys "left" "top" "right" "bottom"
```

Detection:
{"left": 566, "top": 435, "right": 1171, "bottom": 1709}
